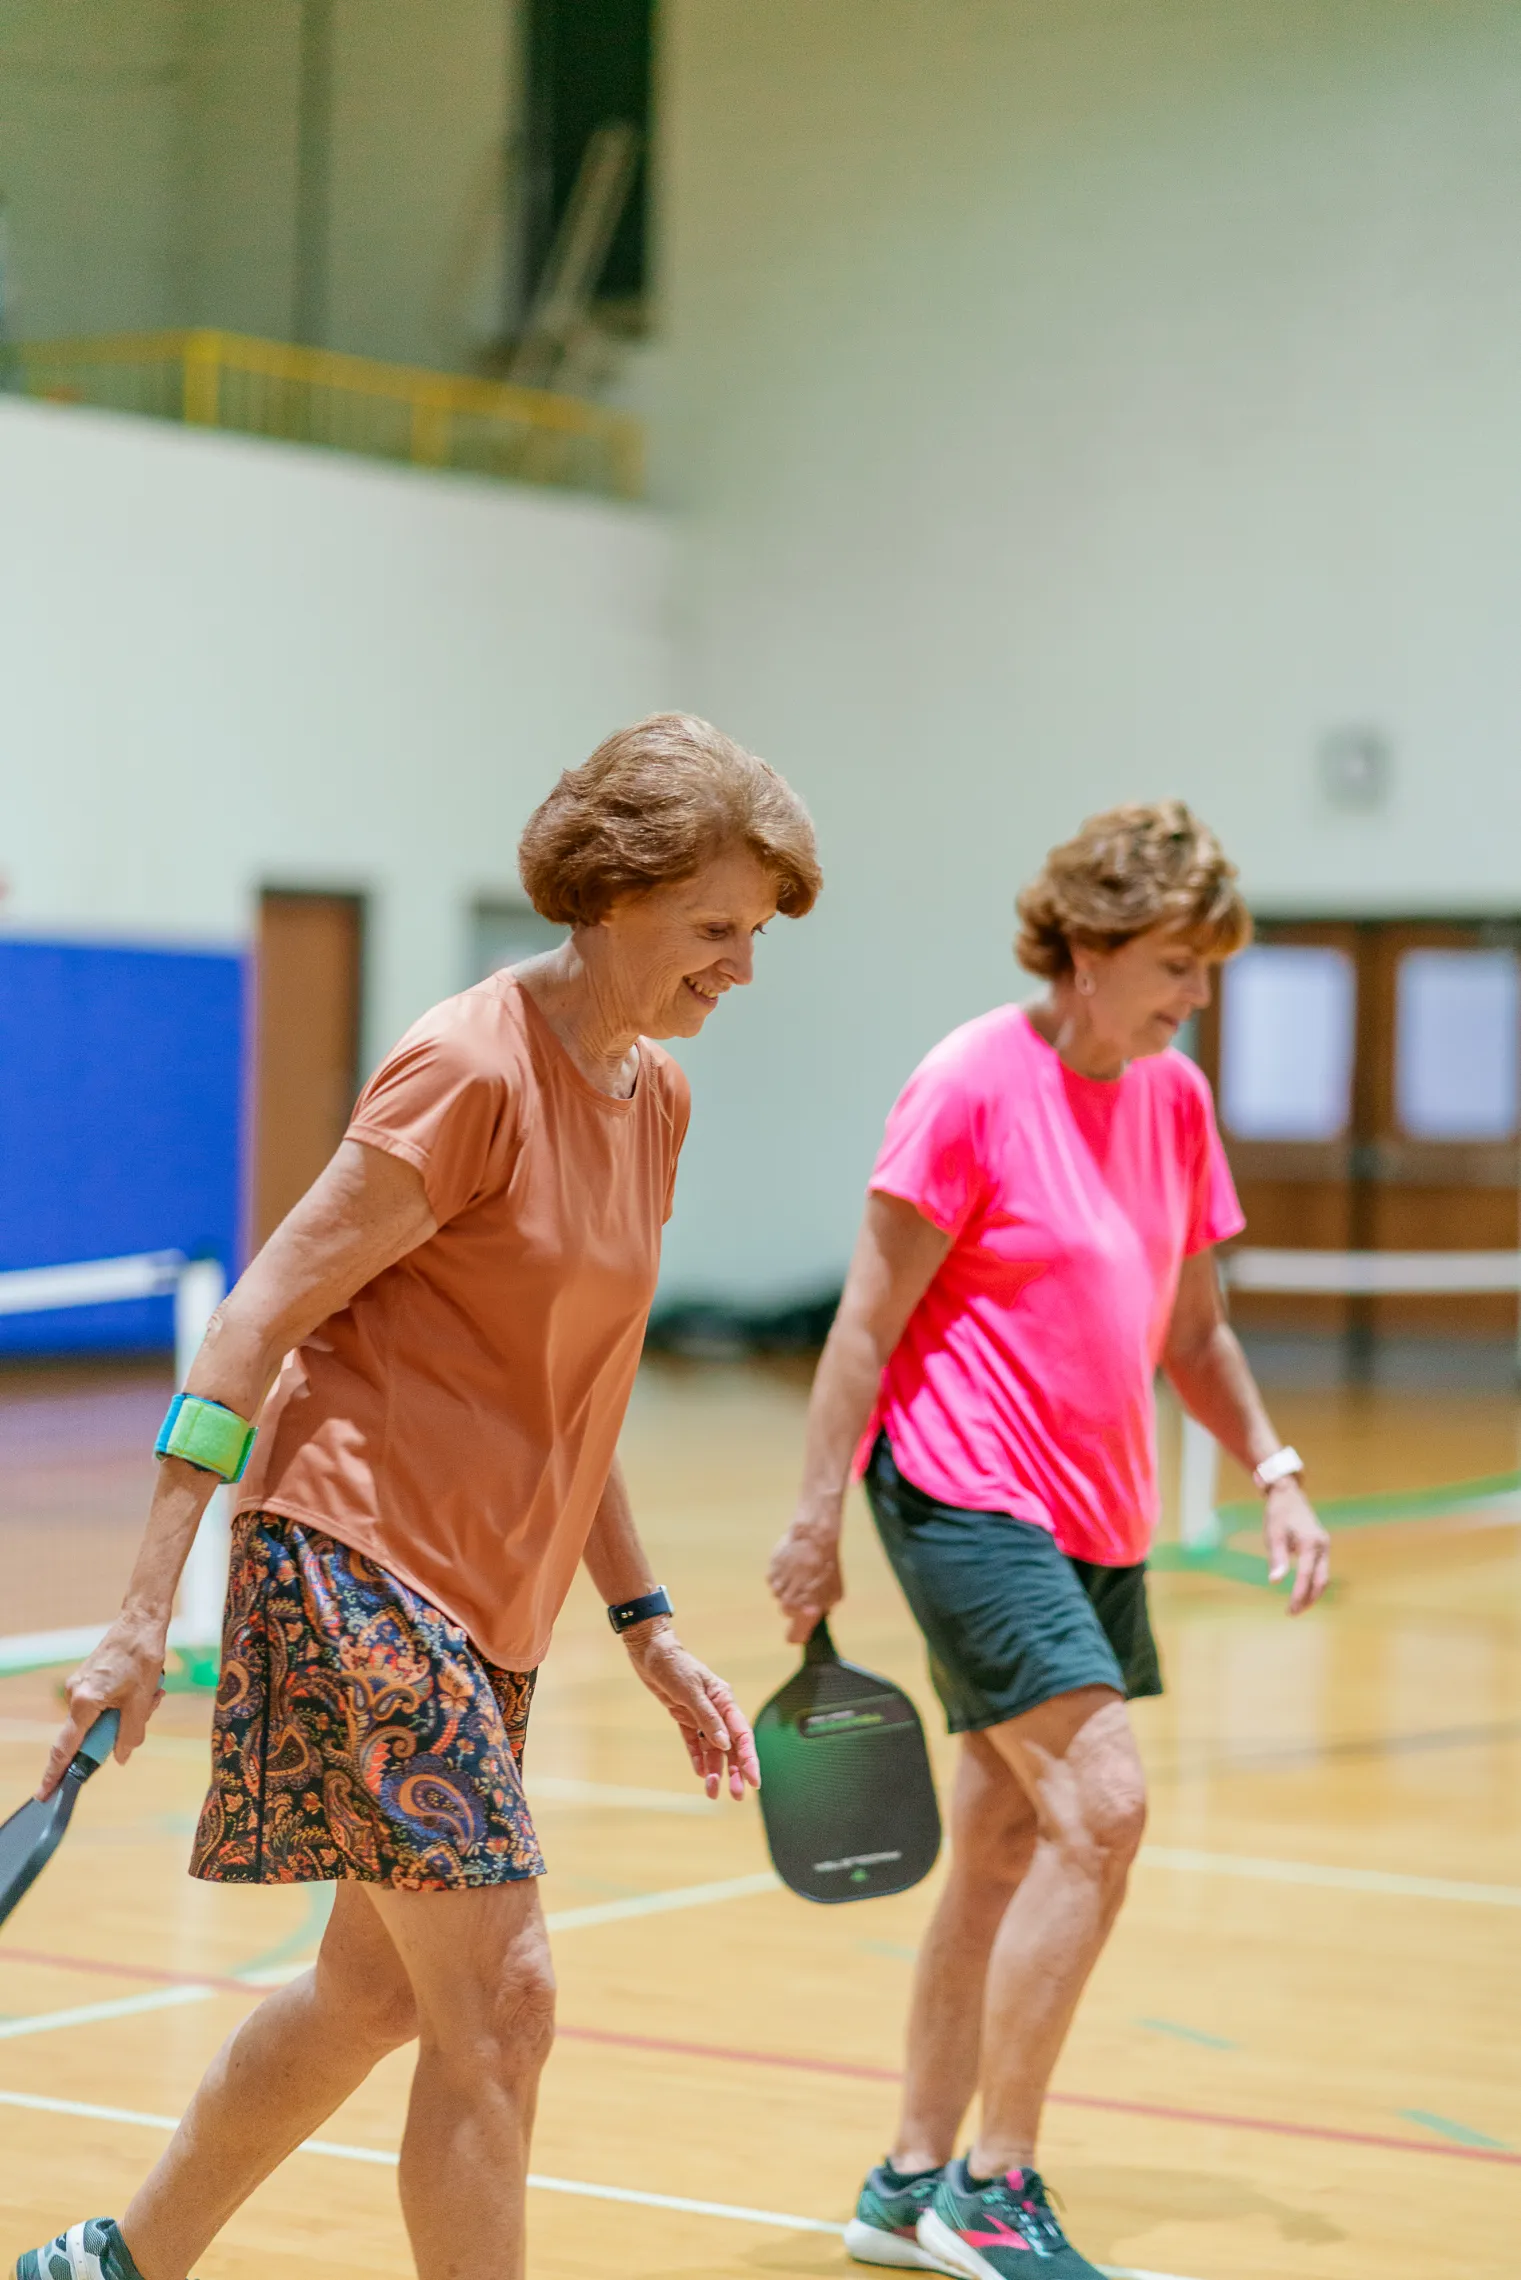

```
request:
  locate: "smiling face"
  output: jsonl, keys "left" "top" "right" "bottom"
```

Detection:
{"left": 1071, "top": 925, "right": 1222, "bottom": 1063}
{"left": 594, "top": 844, "right": 780, "bottom": 1040}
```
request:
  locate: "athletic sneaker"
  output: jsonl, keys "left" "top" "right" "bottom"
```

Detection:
{"left": 844, "top": 2159, "right": 947, "bottom": 2268}
{"left": 916, "top": 2159, "right": 1105, "bottom": 2276}
{"left": 13, "top": 2219, "right": 146, "bottom": 2280}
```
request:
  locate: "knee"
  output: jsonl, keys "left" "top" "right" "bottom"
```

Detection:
{"left": 431, "top": 1955, "right": 558, "bottom": 2085}
{"left": 1057, "top": 1770, "right": 1147, "bottom": 1884}
{"left": 490, "top": 1956, "right": 558, "bottom": 2072}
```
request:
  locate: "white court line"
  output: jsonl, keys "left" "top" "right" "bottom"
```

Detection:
{"left": 1139, "top": 1846, "right": 1521, "bottom": 1908}
{"left": 544, "top": 1870, "right": 779, "bottom": 1930}
{"left": 0, "top": 1874, "right": 786, "bottom": 2014}
{"left": 0, "top": 1986, "right": 213, "bottom": 2040}
{"left": 4, "top": 1714, "right": 1518, "bottom": 1911}
{"left": 239, "top": 1871, "right": 785, "bottom": 1983}
{"left": 0, "top": 2090, "right": 1203, "bottom": 2278}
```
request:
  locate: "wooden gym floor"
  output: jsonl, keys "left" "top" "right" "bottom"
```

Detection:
{"left": 2, "top": 1355, "right": 1519, "bottom": 2280}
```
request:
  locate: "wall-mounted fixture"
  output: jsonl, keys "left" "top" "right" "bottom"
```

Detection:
{"left": 1319, "top": 724, "right": 1393, "bottom": 812}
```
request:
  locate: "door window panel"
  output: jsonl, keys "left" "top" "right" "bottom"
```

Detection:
{"left": 1219, "top": 944, "right": 1356, "bottom": 1141}
{"left": 1395, "top": 948, "right": 1519, "bottom": 1141}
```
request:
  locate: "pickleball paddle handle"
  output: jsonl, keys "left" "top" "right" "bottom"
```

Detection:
{"left": 803, "top": 1616, "right": 837, "bottom": 1664}
{"left": 71, "top": 1709, "right": 120, "bottom": 1776}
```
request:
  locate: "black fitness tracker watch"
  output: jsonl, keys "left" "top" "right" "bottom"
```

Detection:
{"left": 607, "top": 1586, "right": 673, "bottom": 1635}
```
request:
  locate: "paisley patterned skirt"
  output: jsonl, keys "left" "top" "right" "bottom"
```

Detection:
{"left": 191, "top": 1511, "right": 545, "bottom": 1889}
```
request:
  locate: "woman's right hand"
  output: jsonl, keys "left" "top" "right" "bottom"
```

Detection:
{"left": 37, "top": 1613, "right": 168, "bottom": 1800}
{"left": 766, "top": 1509, "right": 846, "bottom": 1645}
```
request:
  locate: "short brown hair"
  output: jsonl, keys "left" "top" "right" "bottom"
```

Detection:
{"left": 1016, "top": 800, "right": 1251, "bottom": 979}
{"left": 518, "top": 713, "right": 822, "bottom": 926}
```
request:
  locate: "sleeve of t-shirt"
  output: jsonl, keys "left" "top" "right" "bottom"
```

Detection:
{"left": 662, "top": 1058, "right": 692, "bottom": 1224}
{"left": 867, "top": 1046, "right": 989, "bottom": 1243}
{"left": 1181, "top": 1063, "right": 1246, "bottom": 1256}
{"left": 346, "top": 1027, "right": 512, "bottom": 1228}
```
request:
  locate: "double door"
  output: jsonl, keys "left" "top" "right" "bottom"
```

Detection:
{"left": 1195, "top": 919, "right": 1521, "bottom": 1339}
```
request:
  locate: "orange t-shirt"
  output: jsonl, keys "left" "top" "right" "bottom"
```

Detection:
{"left": 235, "top": 971, "right": 690, "bottom": 1670}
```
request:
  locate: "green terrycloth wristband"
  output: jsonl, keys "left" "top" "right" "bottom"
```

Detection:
{"left": 155, "top": 1392, "right": 257, "bottom": 1483}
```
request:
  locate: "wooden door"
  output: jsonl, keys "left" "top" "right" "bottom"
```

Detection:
{"left": 253, "top": 891, "right": 364, "bottom": 1248}
{"left": 1199, "top": 917, "right": 1521, "bottom": 1344}
{"left": 1359, "top": 921, "right": 1521, "bottom": 1337}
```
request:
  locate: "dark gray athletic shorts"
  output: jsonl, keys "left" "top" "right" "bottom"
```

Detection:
{"left": 864, "top": 1432, "right": 1164, "bottom": 1735}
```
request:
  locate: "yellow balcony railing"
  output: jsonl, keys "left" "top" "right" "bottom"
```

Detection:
{"left": 16, "top": 329, "right": 644, "bottom": 502}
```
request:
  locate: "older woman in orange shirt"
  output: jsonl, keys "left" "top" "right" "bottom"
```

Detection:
{"left": 20, "top": 715, "right": 821, "bottom": 2280}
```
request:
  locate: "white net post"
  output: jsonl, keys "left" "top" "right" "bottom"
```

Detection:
{"left": 1179, "top": 1412, "right": 1221, "bottom": 1550}
{"left": 174, "top": 1258, "right": 228, "bottom": 1649}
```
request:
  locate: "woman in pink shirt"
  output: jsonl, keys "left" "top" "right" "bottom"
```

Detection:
{"left": 769, "top": 802, "right": 1330, "bottom": 2280}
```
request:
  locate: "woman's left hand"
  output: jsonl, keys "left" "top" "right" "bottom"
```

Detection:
{"left": 622, "top": 1622, "right": 761, "bottom": 1800}
{"left": 1263, "top": 1479, "right": 1331, "bottom": 1614}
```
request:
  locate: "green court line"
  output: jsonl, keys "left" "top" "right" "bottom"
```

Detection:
{"left": 1156, "top": 1466, "right": 1521, "bottom": 1588}
{"left": 1150, "top": 1544, "right": 1283, "bottom": 1586}
{"left": 1138, "top": 2018, "right": 1237, "bottom": 2051}
{"left": 1217, "top": 1469, "right": 1521, "bottom": 1531}
{"left": 1400, "top": 2109, "right": 1510, "bottom": 2151}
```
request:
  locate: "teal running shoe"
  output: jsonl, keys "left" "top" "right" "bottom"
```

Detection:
{"left": 14, "top": 2220, "right": 146, "bottom": 2280}
{"left": 916, "top": 2159, "right": 1105, "bottom": 2276}
{"left": 844, "top": 2159, "right": 946, "bottom": 2268}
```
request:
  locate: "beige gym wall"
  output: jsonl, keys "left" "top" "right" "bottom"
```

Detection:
{"left": 647, "top": 0, "right": 1521, "bottom": 1300}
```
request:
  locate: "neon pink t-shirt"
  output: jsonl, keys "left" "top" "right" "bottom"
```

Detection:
{"left": 862, "top": 1005, "right": 1244, "bottom": 1566}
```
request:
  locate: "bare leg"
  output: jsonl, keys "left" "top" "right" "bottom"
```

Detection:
{"left": 122, "top": 1883, "right": 419, "bottom": 2280}
{"left": 969, "top": 1687, "right": 1146, "bottom": 2175}
{"left": 367, "top": 1877, "right": 556, "bottom": 2280}
{"left": 891, "top": 1734, "right": 1037, "bottom": 2171}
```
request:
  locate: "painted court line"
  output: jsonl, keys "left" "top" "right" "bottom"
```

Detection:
{"left": 1140, "top": 1846, "right": 1521, "bottom": 1908}
{"left": 0, "top": 2091, "right": 1203, "bottom": 2280}
{"left": 0, "top": 1986, "right": 213, "bottom": 2041}
{"left": 1400, "top": 2109, "right": 1510, "bottom": 2152}
{"left": 3, "top": 1716, "right": 1517, "bottom": 1908}
{"left": 0, "top": 1876, "right": 784, "bottom": 2019}
{"left": 2, "top": 1944, "right": 1518, "bottom": 2172}
{"left": 549, "top": 2023, "right": 1521, "bottom": 2169}
{"left": 189, "top": 1869, "right": 783, "bottom": 1981}
{"left": 0, "top": 1948, "right": 258, "bottom": 2000}
{"left": 543, "top": 1870, "right": 779, "bottom": 1929}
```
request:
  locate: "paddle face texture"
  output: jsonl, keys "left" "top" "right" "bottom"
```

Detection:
{"left": 0, "top": 1710, "right": 119, "bottom": 1931}
{"left": 755, "top": 1624, "right": 940, "bottom": 1904}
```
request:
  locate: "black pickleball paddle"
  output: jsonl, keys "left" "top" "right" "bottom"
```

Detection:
{"left": 754, "top": 1619, "right": 940, "bottom": 1904}
{"left": 0, "top": 1709, "right": 120, "bottom": 1930}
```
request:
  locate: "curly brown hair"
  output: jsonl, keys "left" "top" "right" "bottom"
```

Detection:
{"left": 518, "top": 713, "right": 822, "bottom": 926}
{"left": 1016, "top": 800, "right": 1251, "bottom": 979}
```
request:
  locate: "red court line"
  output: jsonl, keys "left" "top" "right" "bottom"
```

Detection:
{"left": 0, "top": 1945, "right": 259, "bottom": 2000}
{"left": 555, "top": 2026, "right": 1520, "bottom": 2167}
{"left": 1046, "top": 2088, "right": 1519, "bottom": 2169}
{"left": 5, "top": 1944, "right": 1516, "bottom": 2170}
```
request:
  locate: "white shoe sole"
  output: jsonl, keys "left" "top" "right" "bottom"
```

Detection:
{"left": 843, "top": 2218, "right": 944, "bottom": 2270}
{"left": 914, "top": 2210, "right": 1003, "bottom": 2280}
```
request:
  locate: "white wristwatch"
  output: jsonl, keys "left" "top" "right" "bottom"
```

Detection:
{"left": 1252, "top": 1445, "right": 1304, "bottom": 1493}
